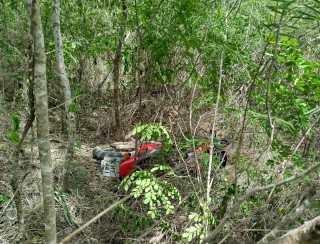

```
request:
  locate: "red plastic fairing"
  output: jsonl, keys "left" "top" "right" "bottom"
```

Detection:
{"left": 138, "top": 143, "right": 162, "bottom": 155}
{"left": 119, "top": 143, "right": 161, "bottom": 177}
{"left": 119, "top": 156, "right": 138, "bottom": 177}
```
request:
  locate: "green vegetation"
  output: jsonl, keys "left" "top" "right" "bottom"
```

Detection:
{"left": 121, "top": 164, "right": 180, "bottom": 219}
{"left": 0, "top": 194, "right": 9, "bottom": 205}
{"left": 1, "top": 0, "right": 320, "bottom": 243}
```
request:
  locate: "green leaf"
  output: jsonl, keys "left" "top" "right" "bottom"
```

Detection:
{"left": 6, "top": 130, "right": 20, "bottom": 144}
{"left": 0, "top": 194, "right": 9, "bottom": 205}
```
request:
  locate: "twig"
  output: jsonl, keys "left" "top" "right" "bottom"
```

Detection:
{"left": 218, "top": 232, "right": 231, "bottom": 244}
{"left": 0, "top": 172, "right": 31, "bottom": 217}
{"left": 58, "top": 195, "right": 130, "bottom": 243}
{"left": 207, "top": 52, "right": 224, "bottom": 199}
{"left": 292, "top": 116, "right": 320, "bottom": 155}
{"left": 189, "top": 82, "right": 203, "bottom": 184}
{"left": 170, "top": 124, "right": 203, "bottom": 203}
{"left": 97, "top": 69, "right": 112, "bottom": 91}
{"left": 48, "top": 94, "right": 82, "bottom": 111}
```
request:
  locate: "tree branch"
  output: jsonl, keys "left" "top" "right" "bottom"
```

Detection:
{"left": 203, "top": 161, "right": 320, "bottom": 243}
{"left": 58, "top": 196, "right": 130, "bottom": 243}
{"left": 271, "top": 215, "right": 320, "bottom": 244}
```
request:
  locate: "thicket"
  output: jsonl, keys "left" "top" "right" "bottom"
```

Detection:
{"left": 0, "top": 0, "right": 320, "bottom": 243}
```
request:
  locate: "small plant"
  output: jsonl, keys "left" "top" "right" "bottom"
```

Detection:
{"left": 240, "top": 198, "right": 259, "bottom": 216}
{"left": 6, "top": 113, "right": 20, "bottom": 144}
{"left": 132, "top": 123, "right": 172, "bottom": 152}
{"left": 54, "top": 191, "right": 75, "bottom": 226}
{"left": 120, "top": 164, "right": 180, "bottom": 219}
{"left": 181, "top": 208, "right": 215, "bottom": 243}
{"left": 267, "top": 35, "right": 320, "bottom": 133}
{"left": 192, "top": 91, "right": 216, "bottom": 111}
{"left": 68, "top": 84, "right": 81, "bottom": 114}
{"left": 112, "top": 204, "right": 154, "bottom": 234}
{"left": 0, "top": 194, "right": 9, "bottom": 205}
{"left": 178, "top": 136, "right": 208, "bottom": 154}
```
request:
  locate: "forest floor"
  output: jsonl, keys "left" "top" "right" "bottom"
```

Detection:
{"left": 2, "top": 102, "right": 316, "bottom": 244}
{"left": 0, "top": 107, "right": 240, "bottom": 243}
{"left": 1, "top": 115, "right": 119, "bottom": 243}
{"left": 1, "top": 110, "right": 188, "bottom": 243}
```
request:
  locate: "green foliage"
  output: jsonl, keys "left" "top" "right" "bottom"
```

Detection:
{"left": 54, "top": 192, "right": 75, "bottom": 226}
{"left": 198, "top": 152, "right": 221, "bottom": 169}
{"left": 0, "top": 194, "right": 9, "bottom": 205}
{"left": 178, "top": 136, "right": 208, "bottom": 154}
{"left": 292, "top": 153, "right": 305, "bottom": 169}
{"left": 267, "top": 35, "right": 320, "bottom": 133}
{"left": 192, "top": 91, "right": 216, "bottom": 111}
{"left": 112, "top": 204, "right": 154, "bottom": 235}
{"left": 238, "top": 156, "right": 262, "bottom": 182}
{"left": 295, "top": 0, "right": 320, "bottom": 21}
{"left": 248, "top": 110, "right": 295, "bottom": 132}
{"left": 181, "top": 208, "right": 215, "bottom": 243}
{"left": 2, "top": 0, "right": 320, "bottom": 242}
{"left": 272, "top": 140, "right": 291, "bottom": 158}
{"left": 120, "top": 165, "right": 180, "bottom": 219}
{"left": 133, "top": 123, "right": 172, "bottom": 152}
{"left": 69, "top": 84, "right": 81, "bottom": 113}
{"left": 6, "top": 113, "right": 20, "bottom": 144}
{"left": 240, "top": 197, "right": 261, "bottom": 216}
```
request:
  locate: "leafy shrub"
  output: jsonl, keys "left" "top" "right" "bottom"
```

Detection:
{"left": 112, "top": 204, "right": 154, "bottom": 234}
{"left": 0, "top": 194, "right": 9, "bottom": 205}
{"left": 132, "top": 123, "right": 172, "bottom": 152}
{"left": 6, "top": 113, "right": 20, "bottom": 144}
{"left": 120, "top": 165, "right": 180, "bottom": 219}
{"left": 181, "top": 208, "right": 215, "bottom": 243}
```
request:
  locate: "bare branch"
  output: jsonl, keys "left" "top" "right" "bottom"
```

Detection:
{"left": 58, "top": 196, "right": 130, "bottom": 244}
{"left": 271, "top": 215, "right": 320, "bottom": 244}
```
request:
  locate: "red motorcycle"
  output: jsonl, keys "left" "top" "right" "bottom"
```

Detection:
{"left": 93, "top": 143, "right": 162, "bottom": 178}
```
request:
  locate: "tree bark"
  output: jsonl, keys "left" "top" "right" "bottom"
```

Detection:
{"left": 31, "top": 0, "right": 57, "bottom": 243}
{"left": 52, "top": 0, "right": 75, "bottom": 192}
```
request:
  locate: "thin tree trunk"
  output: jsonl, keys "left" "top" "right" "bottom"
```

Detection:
{"left": 7, "top": 0, "right": 36, "bottom": 238}
{"left": 31, "top": 0, "right": 57, "bottom": 243}
{"left": 113, "top": 0, "right": 127, "bottom": 129}
{"left": 52, "top": 0, "right": 75, "bottom": 192}
{"left": 113, "top": 41, "right": 122, "bottom": 129}
{"left": 134, "top": 0, "right": 144, "bottom": 118}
